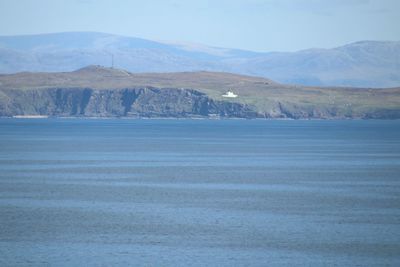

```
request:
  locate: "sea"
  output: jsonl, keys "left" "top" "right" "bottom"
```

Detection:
{"left": 0, "top": 119, "right": 399, "bottom": 266}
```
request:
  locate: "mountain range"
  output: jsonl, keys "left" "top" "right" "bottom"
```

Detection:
{"left": 0, "top": 32, "right": 399, "bottom": 88}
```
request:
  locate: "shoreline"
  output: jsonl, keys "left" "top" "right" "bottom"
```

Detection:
{"left": 2, "top": 116, "right": 399, "bottom": 121}
{"left": 12, "top": 115, "right": 49, "bottom": 119}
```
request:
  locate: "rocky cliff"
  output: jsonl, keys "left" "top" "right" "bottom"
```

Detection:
{"left": 1, "top": 67, "right": 399, "bottom": 119}
{"left": 0, "top": 87, "right": 260, "bottom": 118}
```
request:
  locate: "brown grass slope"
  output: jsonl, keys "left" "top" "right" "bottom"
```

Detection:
{"left": 1, "top": 65, "right": 399, "bottom": 118}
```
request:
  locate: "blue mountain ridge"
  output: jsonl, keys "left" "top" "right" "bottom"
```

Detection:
{"left": 0, "top": 32, "right": 399, "bottom": 87}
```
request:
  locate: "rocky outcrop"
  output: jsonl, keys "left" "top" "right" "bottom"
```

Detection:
{"left": 0, "top": 87, "right": 261, "bottom": 118}
{"left": 1, "top": 66, "right": 399, "bottom": 119}
{"left": 1, "top": 86, "right": 399, "bottom": 119}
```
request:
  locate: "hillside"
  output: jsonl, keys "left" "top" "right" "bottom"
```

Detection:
{"left": 0, "top": 32, "right": 399, "bottom": 87}
{"left": 1, "top": 66, "right": 399, "bottom": 119}
{"left": 235, "top": 41, "right": 400, "bottom": 87}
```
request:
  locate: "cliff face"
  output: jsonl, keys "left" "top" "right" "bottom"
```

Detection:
{"left": 1, "top": 67, "right": 399, "bottom": 119}
{"left": 0, "top": 87, "right": 261, "bottom": 118}
{"left": 2, "top": 87, "right": 399, "bottom": 119}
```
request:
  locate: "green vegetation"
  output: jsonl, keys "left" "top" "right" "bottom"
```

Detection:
{"left": 1, "top": 65, "right": 399, "bottom": 119}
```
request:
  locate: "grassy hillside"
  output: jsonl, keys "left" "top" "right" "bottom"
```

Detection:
{"left": 1, "top": 65, "right": 399, "bottom": 118}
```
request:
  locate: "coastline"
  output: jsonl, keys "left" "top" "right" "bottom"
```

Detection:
{"left": 12, "top": 115, "right": 49, "bottom": 119}
{"left": 2, "top": 115, "right": 399, "bottom": 121}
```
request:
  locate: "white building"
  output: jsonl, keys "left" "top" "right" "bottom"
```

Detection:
{"left": 222, "top": 90, "right": 238, "bottom": 98}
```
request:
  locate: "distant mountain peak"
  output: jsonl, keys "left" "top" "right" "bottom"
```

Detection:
{"left": 0, "top": 32, "right": 399, "bottom": 87}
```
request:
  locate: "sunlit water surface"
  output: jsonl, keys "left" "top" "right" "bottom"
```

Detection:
{"left": 0, "top": 119, "right": 399, "bottom": 266}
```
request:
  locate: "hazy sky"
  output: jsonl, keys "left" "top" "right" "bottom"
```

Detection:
{"left": 0, "top": 0, "right": 399, "bottom": 52}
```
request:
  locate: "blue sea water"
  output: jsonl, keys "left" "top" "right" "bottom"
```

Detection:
{"left": 0, "top": 119, "right": 399, "bottom": 266}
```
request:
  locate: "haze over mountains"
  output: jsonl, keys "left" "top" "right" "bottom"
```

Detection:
{"left": 0, "top": 32, "right": 399, "bottom": 88}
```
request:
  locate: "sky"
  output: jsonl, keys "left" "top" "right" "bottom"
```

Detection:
{"left": 0, "top": 0, "right": 399, "bottom": 52}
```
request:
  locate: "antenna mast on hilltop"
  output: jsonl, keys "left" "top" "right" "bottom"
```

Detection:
{"left": 105, "top": 51, "right": 114, "bottom": 69}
